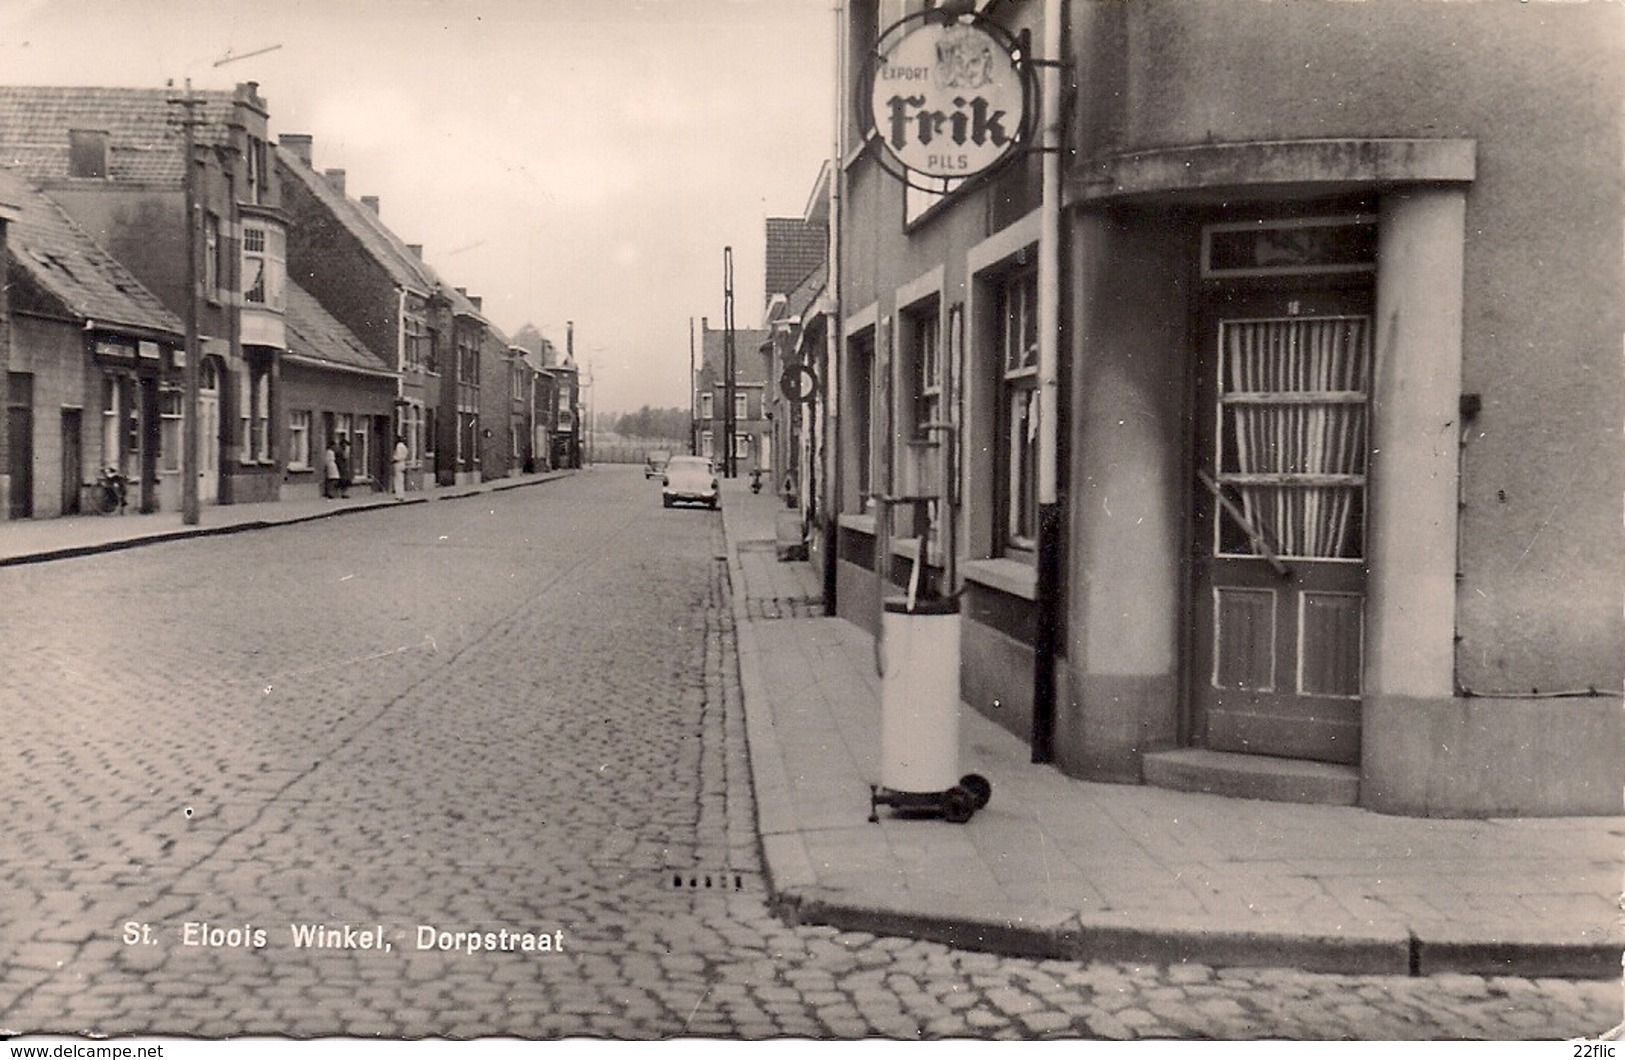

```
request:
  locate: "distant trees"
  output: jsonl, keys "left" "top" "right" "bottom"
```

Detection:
{"left": 611, "top": 406, "right": 690, "bottom": 441}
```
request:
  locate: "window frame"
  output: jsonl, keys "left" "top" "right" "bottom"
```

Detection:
{"left": 287, "top": 408, "right": 311, "bottom": 470}
{"left": 240, "top": 222, "right": 285, "bottom": 310}
{"left": 159, "top": 382, "right": 183, "bottom": 472}
{"left": 996, "top": 265, "right": 1039, "bottom": 557}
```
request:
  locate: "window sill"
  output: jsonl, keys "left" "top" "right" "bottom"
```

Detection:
{"left": 962, "top": 558, "right": 1038, "bottom": 601}
{"left": 837, "top": 512, "right": 876, "bottom": 536}
{"left": 890, "top": 535, "right": 945, "bottom": 568}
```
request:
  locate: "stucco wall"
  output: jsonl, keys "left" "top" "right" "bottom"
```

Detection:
{"left": 1075, "top": 0, "right": 1625, "bottom": 695}
{"left": 11, "top": 315, "right": 88, "bottom": 519}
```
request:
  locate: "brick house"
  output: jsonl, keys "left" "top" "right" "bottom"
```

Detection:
{"left": 0, "top": 168, "right": 182, "bottom": 518}
{"left": 281, "top": 280, "right": 396, "bottom": 499}
{"left": 278, "top": 135, "right": 490, "bottom": 491}
{"left": 693, "top": 318, "right": 770, "bottom": 478}
{"left": 0, "top": 83, "right": 289, "bottom": 507}
{"left": 762, "top": 181, "right": 832, "bottom": 516}
{"left": 472, "top": 318, "right": 537, "bottom": 481}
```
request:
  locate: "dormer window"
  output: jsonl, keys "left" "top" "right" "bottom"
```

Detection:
{"left": 69, "top": 129, "right": 108, "bottom": 179}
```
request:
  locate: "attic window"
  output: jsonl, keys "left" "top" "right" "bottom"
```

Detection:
{"left": 69, "top": 130, "right": 109, "bottom": 179}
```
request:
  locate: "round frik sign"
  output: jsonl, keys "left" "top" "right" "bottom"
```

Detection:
{"left": 869, "top": 19, "right": 1026, "bottom": 182}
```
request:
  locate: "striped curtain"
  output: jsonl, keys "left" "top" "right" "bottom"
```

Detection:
{"left": 1220, "top": 317, "right": 1371, "bottom": 560}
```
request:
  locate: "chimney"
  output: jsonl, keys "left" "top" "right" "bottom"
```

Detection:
{"left": 407, "top": 244, "right": 423, "bottom": 258}
{"left": 454, "top": 287, "right": 466, "bottom": 296}
{"left": 278, "top": 133, "right": 313, "bottom": 167}
{"left": 468, "top": 296, "right": 482, "bottom": 312}
{"left": 323, "top": 168, "right": 346, "bottom": 196}
{"left": 360, "top": 196, "right": 379, "bottom": 215}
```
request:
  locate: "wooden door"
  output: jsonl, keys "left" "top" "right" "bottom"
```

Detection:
{"left": 8, "top": 373, "right": 32, "bottom": 519}
{"left": 61, "top": 409, "right": 81, "bottom": 514}
{"left": 1192, "top": 287, "right": 1371, "bottom": 764}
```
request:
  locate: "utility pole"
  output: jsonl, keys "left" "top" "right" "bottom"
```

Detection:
{"left": 688, "top": 317, "right": 697, "bottom": 456}
{"left": 168, "top": 80, "right": 204, "bottom": 526}
{"left": 723, "top": 246, "right": 736, "bottom": 479}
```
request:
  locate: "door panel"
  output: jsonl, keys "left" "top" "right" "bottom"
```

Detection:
{"left": 8, "top": 374, "right": 33, "bottom": 519}
{"left": 1193, "top": 287, "right": 1371, "bottom": 764}
{"left": 61, "top": 409, "right": 81, "bottom": 514}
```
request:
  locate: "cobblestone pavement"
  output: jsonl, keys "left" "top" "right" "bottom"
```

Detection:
{"left": 0, "top": 467, "right": 1618, "bottom": 1040}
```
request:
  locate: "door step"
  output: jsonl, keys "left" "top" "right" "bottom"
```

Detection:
{"left": 1142, "top": 748, "right": 1359, "bottom": 807}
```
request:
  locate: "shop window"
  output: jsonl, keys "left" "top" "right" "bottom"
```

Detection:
{"left": 352, "top": 420, "right": 370, "bottom": 483}
{"left": 160, "top": 384, "right": 183, "bottom": 472}
{"left": 101, "top": 376, "right": 121, "bottom": 467}
{"left": 996, "top": 267, "right": 1038, "bottom": 555}
{"left": 287, "top": 409, "right": 311, "bottom": 470}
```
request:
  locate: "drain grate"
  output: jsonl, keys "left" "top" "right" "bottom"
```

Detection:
{"left": 668, "top": 869, "right": 755, "bottom": 891}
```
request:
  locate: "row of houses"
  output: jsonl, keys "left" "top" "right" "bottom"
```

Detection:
{"left": 761, "top": 0, "right": 1623, "bottom": 818}
{"left": 688, "top": 215, "right": 828, "bottom": 488}
{"left": 0, "top": 82, "right": 581, "bottom": 521}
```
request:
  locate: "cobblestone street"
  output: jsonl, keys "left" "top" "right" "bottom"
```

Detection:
{"left": 0, "top": 467, "right": 1617, "bottom": 1040}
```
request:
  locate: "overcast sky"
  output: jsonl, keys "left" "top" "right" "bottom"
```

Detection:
{"left": 0, "top": 0, "right": 836, "bottom": 416}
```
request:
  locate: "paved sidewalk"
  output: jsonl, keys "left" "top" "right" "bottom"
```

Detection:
{"left": 0, "top": 468, "right": 574, "bottom": 566}
{"left": 718, "top": 479, "right": 1625, "bottom": 980}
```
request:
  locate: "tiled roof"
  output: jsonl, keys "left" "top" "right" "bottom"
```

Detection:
{"left": 785, "top": 259, "right": 828, "bottom": 321}
{"left": 765, "top": 217, "right": 827, "bottom": 304}
{"left": 0, "top": 86, "right": 239, "bottom": 184}
{"left": 0, "top": 167, "right": 181, "bottom": 337}
{"left": 278, "top": 145, "right": 433, "bottom": 295}
{"left": 699, "top": 324, "right": 771, "bottom": 385}
{"left": 283, "top": 280, "right": 394, "bottom": 378}
{"left": 277, "top": 145, "right": 487, "bottom": 326}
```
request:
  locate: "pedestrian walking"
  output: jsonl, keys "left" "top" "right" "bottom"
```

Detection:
{"left": 323, "top": 441, "right": 340, "bottom": 499}
{"left": 336, "top": 439, "right": 352, "bottom": 499}
{"left": 392, "top": 435, "right": 408, "bottom": 499}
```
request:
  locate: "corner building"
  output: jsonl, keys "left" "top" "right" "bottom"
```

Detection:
{"left": 828, "top": 0, "right": 1623, "bottom": 816}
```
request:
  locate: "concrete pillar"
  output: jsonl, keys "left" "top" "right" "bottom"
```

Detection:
{"left": 1366, "top": 188, "right": 1467, "bottom": 700}
{"left": 1060, "top": 211, "right": 1190, "bottom": 780}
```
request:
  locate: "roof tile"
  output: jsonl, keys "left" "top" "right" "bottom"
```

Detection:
{"left": 0, "top": 167, "right": 181, "bottom": 336}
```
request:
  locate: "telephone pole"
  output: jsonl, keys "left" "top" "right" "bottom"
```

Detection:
{"left": 168, "top": 80, "right": 204, "bottom": 526}
{"left": 723, "top": 246, "right": 736, "bottom": 479}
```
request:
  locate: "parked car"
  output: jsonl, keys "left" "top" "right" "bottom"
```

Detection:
{"left": 662, "top": 456, "right": 719, "bottom": 510}
{"left": 644, "top": 450, "right": 672, "bottom": 478}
